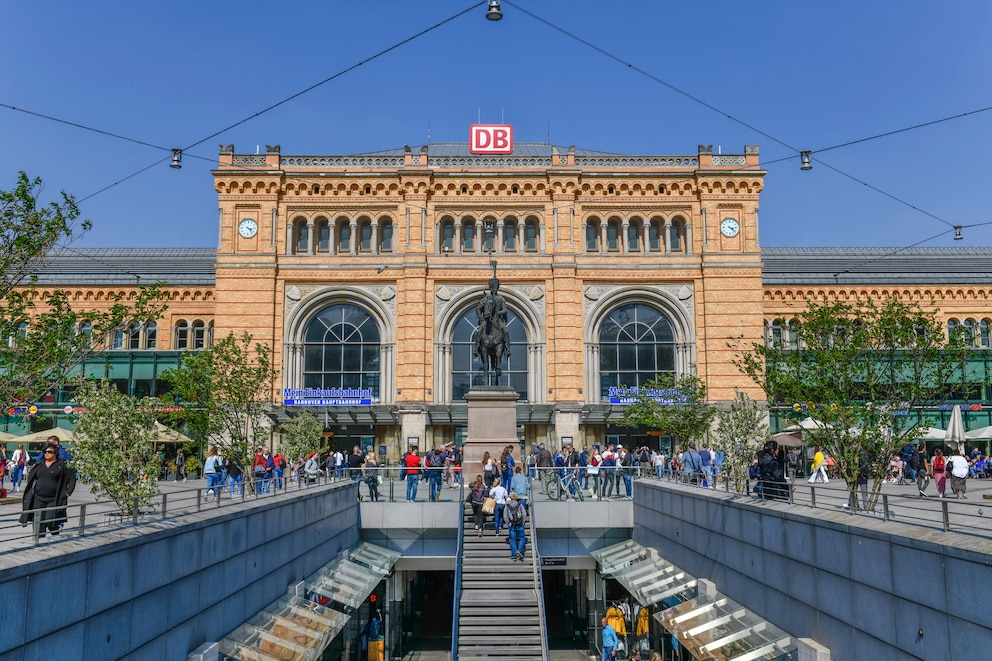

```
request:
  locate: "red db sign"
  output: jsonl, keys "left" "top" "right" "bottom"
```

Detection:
{"left": 469, "top": 124, "right": 513, "bottom": 154}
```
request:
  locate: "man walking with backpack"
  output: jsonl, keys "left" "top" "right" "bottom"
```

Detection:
{"left": 504, "top": 492, "right": 527, "bottom": 561}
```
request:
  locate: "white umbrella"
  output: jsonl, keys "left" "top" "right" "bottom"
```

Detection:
{"left": 945, "top": 405, "right": 965, "bottom": 451}
{"left": 965, "top": 425, "right": 992, "bottom": 439}
{"left": 10, "top": 428, "right": 76, "bottom": 445}
{"left": 918, "top": 426, "right": 950, "bottom": 440}
{"left": 784, "top": 417, "right": 832, "bottom": 431}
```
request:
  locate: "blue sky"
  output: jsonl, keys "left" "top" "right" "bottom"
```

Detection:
{"left": 2, "top": 1, "right": 990, "bottom": 249}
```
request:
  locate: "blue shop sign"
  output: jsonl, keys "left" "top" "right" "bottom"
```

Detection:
{"left": 608, "top": 386, "right": 687, "bottom": 406}
{"left": 283, "top": 387, "right": 374, "bottom": 407}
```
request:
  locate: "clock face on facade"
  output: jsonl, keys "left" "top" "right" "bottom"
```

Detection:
{"left": 719, "top": 218, "right": 740, "bottom": 238}
{"left": 238, "top": 219, "right": 258, "bottom": 238}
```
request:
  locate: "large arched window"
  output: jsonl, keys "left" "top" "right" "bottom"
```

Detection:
{"left": 599, "top": 303, "right": 676, "bottom": 398}
{"left": 451, "top": 307, "right": 528, "bottom": 400}
{"left": 302, "top": 304, "right": 381, "bottom": 394}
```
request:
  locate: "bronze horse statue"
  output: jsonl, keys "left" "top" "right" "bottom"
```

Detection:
{"left": 475, "top": 285, "right": 510, "bottom": 385}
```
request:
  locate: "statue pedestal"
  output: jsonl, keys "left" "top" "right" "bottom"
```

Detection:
{"left": 463, "top": 388, "right": 518, "bottom": 484}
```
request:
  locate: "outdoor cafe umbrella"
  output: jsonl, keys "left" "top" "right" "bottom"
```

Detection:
{"left": 918, "top": 426, "right": 950, "bottom": 440}
{"left": 9, "top": 428, "right": 76, "bottom": 446}
{"left": 770, "top": 431, "right": 804, "bottom": 447}
{"left": 965, "top": 425, "right": 992, "bottom": 439}
{"left": 784, "top": 417, "right": 831, "bottom": 432}
{"left": 944, "top": 404, "right": 965, "bottom": 452}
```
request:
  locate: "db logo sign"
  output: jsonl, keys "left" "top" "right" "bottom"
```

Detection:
{"left": 469, "top": 124, "right": 513, "bottom": 154}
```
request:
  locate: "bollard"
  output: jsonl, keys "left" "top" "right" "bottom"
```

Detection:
{"left": 161, "top": 493, "right": 168, "bottom": 519}
{"left": 78, "top": 503, "right": 87, "bottom": 536}
{"left": 941, "top": 500, "right": 950, "bottom": 532}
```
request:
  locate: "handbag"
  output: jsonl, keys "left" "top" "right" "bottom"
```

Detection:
{"left": 482, "top": 496, "right": 496, "bottom": 514}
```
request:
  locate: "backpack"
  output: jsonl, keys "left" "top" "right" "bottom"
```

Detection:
{"left": 428, "top": 452, "right": 444, "bottom": 468}
{"left": 638, "top": 449, "right": 650, "bottom": 463}
{"left": 590, "top": 454, "right": 600, "bottom": 467}
{"left": 278, "top": 457, "right": 287, "bottom": 469}
{"left": 553, "top": 453, "right": 565, "bottom": 468}
{"left": 500, "top": 456, "right": 510, "bottom": 473}
{"left": 787, "top": 452, "right": 798, "bottom": 467}
{"left": 578, "top": 451, "right": 589, "bottom": 467}
{"left": 911, "top": 452, "right": 925, "bottom": 471}
{"left": 504, "top": 501, "right": 524, "bottom": 525}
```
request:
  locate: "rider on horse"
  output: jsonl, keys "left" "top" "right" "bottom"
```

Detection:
{"left": 475, "top": 277, "right": 511, "bottom": 379}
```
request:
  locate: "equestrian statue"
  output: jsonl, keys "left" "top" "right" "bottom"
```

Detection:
{"left": 474, "top": 275, "right": 511, "bottom": 386}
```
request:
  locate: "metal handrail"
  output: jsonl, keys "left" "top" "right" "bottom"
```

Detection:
{"left": 657, "top": 468, "right": 992, "bottom": 540}
{"left": 527, "top": 482, "right": 550, "bottom": 661}
{"left": 450, "top": 474, "right": 466, "bottom": 660}
{"left": 2, "top": 471, "right": 340, "bottom": 552}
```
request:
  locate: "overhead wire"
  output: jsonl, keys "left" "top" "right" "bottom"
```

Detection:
{"left": 8, "top": 1, "right": 485, "bottom": 209}
{"left": 4, "top": 1, "right": 988, "bottom": 255}
{"left": 503, "top": 0, "right": 979, "bottom": 240}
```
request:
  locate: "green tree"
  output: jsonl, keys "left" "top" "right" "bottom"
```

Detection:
{"left": 279, "top": 411, "right": 322, "bottom": 464}
{"left": 69, "top": 378, "right": 161, "bottom": 515}
{"left": 713, "top": 389, "right": 767, "bottom": 493}
{"left": 162, "top": 332, "right": 275, "bottom": 478}
{"left": 619, "top": 370, "right": 716, "bottom": 453}
{"left": 733, "top": 297, "right": 976, "bottom": 506}
{"left": 0, "top": 172, "right": 166, "bottom": 408}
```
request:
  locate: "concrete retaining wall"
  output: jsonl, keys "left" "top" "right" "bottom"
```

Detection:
{"left": 633, "top": 480, "right": 992, "bottom": 660}
{"left": 0, "top": 482, "right": 359, "bottom": 661}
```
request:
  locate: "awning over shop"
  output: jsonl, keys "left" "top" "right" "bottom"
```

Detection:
{"left": 656, "top": 592, "right": 798, "bottom": 661}
{"left": 219, "top": 542, "right": 400, "bottom": 661}
{"left": 591, "top": 540, "right": 697, "bottom": 606}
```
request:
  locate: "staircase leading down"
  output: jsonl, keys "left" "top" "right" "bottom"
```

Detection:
{"left": 456, "top": 502, "right": 546, "bottom": 661}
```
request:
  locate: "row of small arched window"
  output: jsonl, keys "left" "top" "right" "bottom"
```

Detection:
{"left": 290, "top": 217, "right": 394, "bottom": 255}
{"left": 286, "top": 214, "right": 688, "bottom": 256}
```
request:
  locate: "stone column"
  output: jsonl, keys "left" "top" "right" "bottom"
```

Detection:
{"left": 455, "top": 222, "right": 462, "bottom": 254}
{"left": 306, "top": 220, "right": 315, "bottom": 255}
{"left": 475, "top": 219, "right": 483, "bottom": 255}
{"left": 600, "top": 219, "right": 608, "bottom": 255}
{"left": 641, "top": 218, "right": 651, "bottom": 253}
{"left": 349, "top": 218, "right": 358, "bottom": 255}
{"left": 371, "top": 219, "right": 379, "bottom": 256}
{"left": 621, "top": 218, "right": 630, "bottom": 254}
{"left": 497, "top": 219, "right": 504, "bottom": 255}
{"left": 664, "top": 220, "right": 672, "bottom": 255}
{"left": 286, "top": 223, "right": 294, "bottom": 255}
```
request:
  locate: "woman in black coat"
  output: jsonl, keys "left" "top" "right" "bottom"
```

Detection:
{"left": 757, "top": 440, "right": 788, "bottom": 501}
{"left": 19, "top": 442, "right": 76, "bottom": 536}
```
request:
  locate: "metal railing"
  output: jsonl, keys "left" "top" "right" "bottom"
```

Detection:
{"left": 1, "top": 471, "right": 341, "bottom": 552}
{"left": 527, "top": 482, "right": 550, "bottom": 661}
{"left": 655, "top": 467, "right": 992, "bottom": 540}
{"left": 449, "top": 475, "right": 466, "bottom": 661}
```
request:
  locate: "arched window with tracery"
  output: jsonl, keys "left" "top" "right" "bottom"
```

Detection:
{"left": 302, "top": 304, "right": 381, "bottom": 394}
{"left": 598, "top": 303, "right": 676, "bottom": 399}
{"left": 450, "top": 307, "right": 528, "bottom": 400}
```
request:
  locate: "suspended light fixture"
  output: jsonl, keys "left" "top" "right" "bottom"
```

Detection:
{"left": 800, "top": 151, "right": 812, "bottom": 171}
{"left": 170, "top": 149, "right": 183, "bottom": 169}
{"left": 954, "top": 226, "right": 963, "bottom": 240}
{"left": 486, "top": 0, "right": 503, "bottom": 21}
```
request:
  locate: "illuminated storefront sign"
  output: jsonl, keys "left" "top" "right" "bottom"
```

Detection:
{"left": 608, "top": 386, "right": 687, "bottom": 405}
{"left": 283, "top": 388, "right": 374, "bottom": 406}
